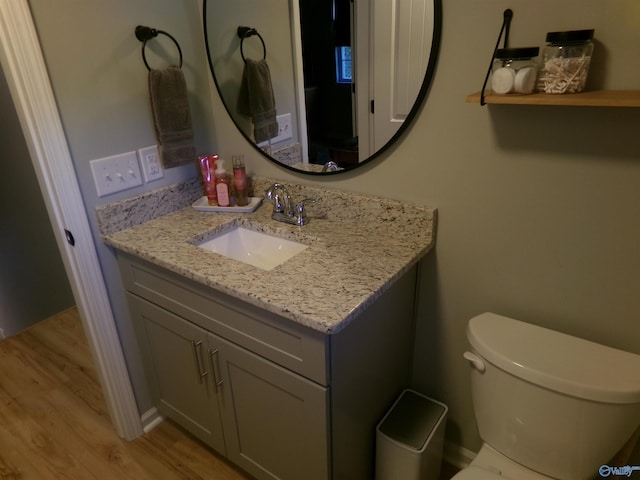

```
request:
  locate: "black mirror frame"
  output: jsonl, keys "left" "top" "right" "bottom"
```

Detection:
{"left": 203, "top": 0, "right": 442, "bottom": 176}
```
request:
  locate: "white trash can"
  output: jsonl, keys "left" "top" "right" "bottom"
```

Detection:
{"left": 375, "top": 389, "right": 448, "bottom": 480}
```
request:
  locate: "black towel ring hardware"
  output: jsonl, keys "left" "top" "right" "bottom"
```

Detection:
{"left": 135, "top": 25, "right": 183, "bottom": 71}
{"left": 237, "top": 26, "right": 266, "bottom": 63}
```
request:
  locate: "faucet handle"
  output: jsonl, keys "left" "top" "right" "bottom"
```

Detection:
{"left": 296, "top": 198, "right": 317, "bottom": 210}
{"left": 295, "top": 198, "right": 317, "bottom": 226}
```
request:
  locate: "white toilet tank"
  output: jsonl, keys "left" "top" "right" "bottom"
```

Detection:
{"left": 465, "top": 313, "right": 640, "bottom": 480}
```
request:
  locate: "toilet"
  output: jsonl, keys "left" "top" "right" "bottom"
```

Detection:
{"left": 453, "top": 312, "right": 640, "bottom": 480}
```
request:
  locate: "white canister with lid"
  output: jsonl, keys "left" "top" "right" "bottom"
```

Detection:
{"left": 490, "top": 47, "right": 540, "bottom": 95}
{"left": 540, "top": 29, "right": 594, "bottom": 94}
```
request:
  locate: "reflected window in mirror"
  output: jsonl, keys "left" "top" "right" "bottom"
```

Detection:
{"left": 335, "top": 47, "right": 352, "bottom": 84}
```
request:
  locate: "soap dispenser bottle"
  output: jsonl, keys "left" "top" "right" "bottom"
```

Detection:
{"left": 232, "top": 154, "right": 249, "bottom": 206}
{"left": 214, "top": 159, "right": 231, "bottom": 207}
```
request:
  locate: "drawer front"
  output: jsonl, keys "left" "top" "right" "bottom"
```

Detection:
{"left": 118, "top": 254, "right": 328, "bottom": 385}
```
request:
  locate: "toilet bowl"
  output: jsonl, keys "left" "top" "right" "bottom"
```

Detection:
{"left": 452, "top": 313, "right": 640, "bottom": 480}
{"left": 452, "top": 444, "right": 559, "bottom": 480}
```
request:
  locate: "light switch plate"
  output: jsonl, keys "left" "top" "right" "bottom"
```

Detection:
{"left": 90, "top": 151, "right": 143, "bottom": 197}
{"left": 272, "top": 113, "right": 293, "bottom": 143}
{"left": 259, "top": 113, "right": 293, "bottom": 146}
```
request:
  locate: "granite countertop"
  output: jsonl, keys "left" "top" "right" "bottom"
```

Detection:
{"left": 100, "top": 177, "right": 436, "bottom": 334}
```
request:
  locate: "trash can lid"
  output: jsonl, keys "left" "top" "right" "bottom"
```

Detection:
{"left": 377, "top": 390, "right": 446, "bottom": 450}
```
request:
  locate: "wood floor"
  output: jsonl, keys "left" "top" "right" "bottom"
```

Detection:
{"left": 0, "top": 307, "right": 459, "bottom": 480}
{"left": 0, "top": 307, "right": 248, "bottom": 480}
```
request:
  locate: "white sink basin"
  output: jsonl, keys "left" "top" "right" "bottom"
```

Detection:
{"left": 197, "top": 226, "right": 308, "bottom": 270}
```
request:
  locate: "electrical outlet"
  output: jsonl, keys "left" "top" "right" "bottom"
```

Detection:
{"left": 90, "top": 151, "right": 143, "bottom": 197}
{"left": 271, "top": 113, "right": 293, "bottom": 144}
{"left": 138, "top": 145, "right": 164, "bottom": 183}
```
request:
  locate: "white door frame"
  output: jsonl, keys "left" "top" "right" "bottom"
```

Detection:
{"left": 289, "top": 0, "right": 309, "bottom": 164}
{"left": 0, "top": 0, "right": 142, "bottom": 439}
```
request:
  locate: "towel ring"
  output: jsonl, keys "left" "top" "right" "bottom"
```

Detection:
{"left": 237, "top": 26, "right": 266, "bottom": 63}
{"left": 135, "top": 25, "right": 183, "bottom": 71}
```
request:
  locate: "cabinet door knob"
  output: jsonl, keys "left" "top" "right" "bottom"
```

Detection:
{"left": 191, "top": 340, "right": 208, "bottom": 384}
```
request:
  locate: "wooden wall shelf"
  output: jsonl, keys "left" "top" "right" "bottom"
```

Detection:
{"left": 466, "top": 90, "right": 640, "bottom": 107}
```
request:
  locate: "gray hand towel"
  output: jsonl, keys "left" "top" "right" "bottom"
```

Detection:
{"left": 149, "top": 66, "right": 196, "bottom": 168}
{"left": 237, "top": 59, "right": 278, "bottom": 144}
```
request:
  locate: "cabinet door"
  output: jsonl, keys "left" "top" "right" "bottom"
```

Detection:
{"left": 211, "top": 333, "right": 329, "bottom": 480}
{"left": 128, "top": 294, "right": 226, "bottom": 454}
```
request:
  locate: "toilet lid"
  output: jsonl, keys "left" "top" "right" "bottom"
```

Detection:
{"left": 452, "top": 466, "right": 503, "bottom": 480}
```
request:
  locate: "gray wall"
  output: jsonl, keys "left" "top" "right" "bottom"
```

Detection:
{"left": 0, "top": 64, "right": 74, "bottom": 337}
{"left": 25, "top": 0, "right": 640, "bottom": 458}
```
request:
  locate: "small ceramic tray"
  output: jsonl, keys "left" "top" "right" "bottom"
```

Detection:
{"left": 192, "top": 196, "right": 263, "bottom": 213}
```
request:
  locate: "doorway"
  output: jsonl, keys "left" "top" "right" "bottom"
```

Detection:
{"left": 299, "top": 0, "right": 356, "bottom": 165}
{"left": 0, "top": 0, "right": 141, "bottom": 440}
{"left": 0, "top": 64, "right": 75, "bottom": 338}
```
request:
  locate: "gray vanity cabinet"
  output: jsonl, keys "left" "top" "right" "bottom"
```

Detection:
{"left": 125, "top": 284, "right": 329, "bottom": 480}
{"left": 118, "top": 252, "right": 417, "bottom": 480}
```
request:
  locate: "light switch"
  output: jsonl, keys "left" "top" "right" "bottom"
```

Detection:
{"left": 90, "top": 151, "right": 143, "bottom": 197}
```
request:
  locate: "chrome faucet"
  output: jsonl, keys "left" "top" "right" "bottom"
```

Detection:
{"left": 321, "top": 161, "right": 340, "bottom": 173}
{"left": 265, "top": 183, "right": 316, "bottom": 226}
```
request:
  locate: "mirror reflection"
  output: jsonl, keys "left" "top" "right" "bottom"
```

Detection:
{"left": 204, "top": 0, "right": 441, "bottom": 174}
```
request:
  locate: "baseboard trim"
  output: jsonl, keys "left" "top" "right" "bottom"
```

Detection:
{"left": 141, "top": 408, "right": 476, "bottom": 469}
{"left": 443, "top": 441, "right": 477, "bottom": 469}
{"left": 140, "top": 407, "right": 164, "bottom": 433}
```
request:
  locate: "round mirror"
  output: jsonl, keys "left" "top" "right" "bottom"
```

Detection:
{"left": 203, "top": 0, "right": 442, "bottom": 175}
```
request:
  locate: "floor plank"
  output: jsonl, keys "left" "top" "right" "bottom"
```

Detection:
{"left": 0, "top": 307, "right": 459, "bottom": 480}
